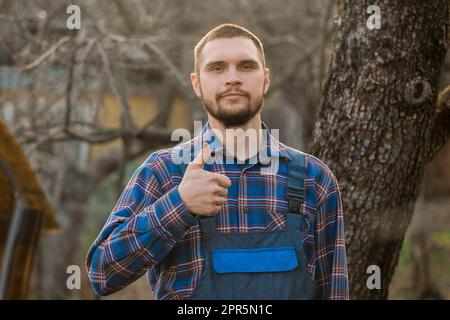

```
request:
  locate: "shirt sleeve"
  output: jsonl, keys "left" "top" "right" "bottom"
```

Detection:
{"left": 313, "top": 172, "right": 349, "bottom": 300}
{"left": 85, "top": 153, "right": 197, "bottom": 296}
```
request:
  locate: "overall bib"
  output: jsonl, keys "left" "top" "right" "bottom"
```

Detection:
{"left": 181, "top": 148, "right": 319, "bottom": 300}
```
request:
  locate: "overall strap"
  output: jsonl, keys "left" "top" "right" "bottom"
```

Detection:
{"left": 286, "top": 147, "right": 307, "bottom": 213}
{"left": 285, "top": 147, "right": 311, "bottom": 232}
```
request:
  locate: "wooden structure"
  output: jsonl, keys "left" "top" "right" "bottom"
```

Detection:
{"left": 0, "top": 120, "right": 59, "bottom": 299}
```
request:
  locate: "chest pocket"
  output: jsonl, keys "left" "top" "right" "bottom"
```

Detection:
{"left": 262, "top": 192, "right": 287, "bottom": 230}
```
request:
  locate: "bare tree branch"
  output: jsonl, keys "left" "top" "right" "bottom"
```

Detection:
{"left": 91, "top": 129, "right": 175, "bottom": 183}
{"left": 64, "top": 49, "right": 77, "bottom": 130}
{"left": 267, "top": 42, "right": 320, "bottom": 94}
{"left": 142, "top": 41, "right": 191, "bottom": 96}
{"left": 96, "top": 43, "right": 135, "bottom": 131}
{"left": 18, "top": 36, "right": 70, "bottom": 71}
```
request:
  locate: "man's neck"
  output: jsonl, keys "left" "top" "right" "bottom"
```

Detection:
{"left": 208, "top": 114, "right": 264, "bottom": 162}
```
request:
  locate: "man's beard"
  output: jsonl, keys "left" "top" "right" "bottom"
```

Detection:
{"left": 201, "top": 87, "right": 264, "bottom": 128}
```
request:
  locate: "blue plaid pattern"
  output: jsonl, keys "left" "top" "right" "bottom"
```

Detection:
{"left": 86, "top": 121, "right": 349, "bottom": 299}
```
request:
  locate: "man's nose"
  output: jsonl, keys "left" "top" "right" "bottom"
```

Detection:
{"left": 225, "top": 68, "right": 242, "bottom": 86}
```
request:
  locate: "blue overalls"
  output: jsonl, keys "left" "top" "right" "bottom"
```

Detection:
{"left": 179, "top": 147, "right": 319, "bottom": 300}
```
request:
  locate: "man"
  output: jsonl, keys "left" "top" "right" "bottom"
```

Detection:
{"left": 86, "top": 23, "right": 349, "bottom": 300}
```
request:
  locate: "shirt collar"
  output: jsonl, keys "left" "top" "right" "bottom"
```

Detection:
{"left": 195, "top": 121, "right": 291, "bottom": 165}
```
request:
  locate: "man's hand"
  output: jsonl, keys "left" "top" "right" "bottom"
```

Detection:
{"left": 178, "top": 142, "right": 232, "bottom": 216}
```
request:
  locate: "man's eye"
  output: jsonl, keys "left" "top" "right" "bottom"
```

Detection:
{"left": 241, "top": 64, "right": 253, "bottom": 70}
{"left": 211, "top": 65, "right": 223, "bottom": 72}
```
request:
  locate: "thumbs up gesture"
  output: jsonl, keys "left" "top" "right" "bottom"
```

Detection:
{"left": 178, "top": 142, "right": 232, "bottom": 217}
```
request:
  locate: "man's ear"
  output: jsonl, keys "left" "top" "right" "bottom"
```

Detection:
{"left": 264, "top": 68, "right": 270, "bottom": 95}
{"left": 190, "top": 72, "right": 201, "bottom": 98}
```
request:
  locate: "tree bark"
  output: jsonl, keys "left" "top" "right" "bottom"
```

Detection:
{"left": 309, "top": 0, "right": 449, "bottom": 299}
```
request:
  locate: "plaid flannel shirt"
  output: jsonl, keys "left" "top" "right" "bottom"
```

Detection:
{"left": 86, "top": 121, "right": 349, "bottom": 300}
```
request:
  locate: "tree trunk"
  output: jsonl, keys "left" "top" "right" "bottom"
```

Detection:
{"left": 309, "top": 0, "right": 449, "bottom": 299}
{"left": 38, "top": 144, "right": 95, "bottom": 299}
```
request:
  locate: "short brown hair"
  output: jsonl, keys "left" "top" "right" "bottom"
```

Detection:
{"left": 194, "top": 23, "right": 265, "bottom": 75}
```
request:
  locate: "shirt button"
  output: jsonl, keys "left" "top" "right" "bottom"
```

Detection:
{"left": 243, "top": 207, "right": 249, "bottom": 213}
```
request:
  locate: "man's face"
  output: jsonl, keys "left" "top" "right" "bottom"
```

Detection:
{"left": 191, "top": 37, "right": 270, "bottom": 127}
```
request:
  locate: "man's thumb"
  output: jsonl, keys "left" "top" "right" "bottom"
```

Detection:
{"left": 190, "top": 142, "right": 212, "bottom": 169}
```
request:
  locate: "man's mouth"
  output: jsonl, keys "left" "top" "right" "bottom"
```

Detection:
{"left": 223, "top": 95, "right": 244, "bottom": 99}
{"left": 220, "top": 92, "right": 247, "bottom": 99}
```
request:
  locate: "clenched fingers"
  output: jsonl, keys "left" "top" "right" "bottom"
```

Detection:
{"left": 211, "top": 173, "right": 232, "bottom": 188}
